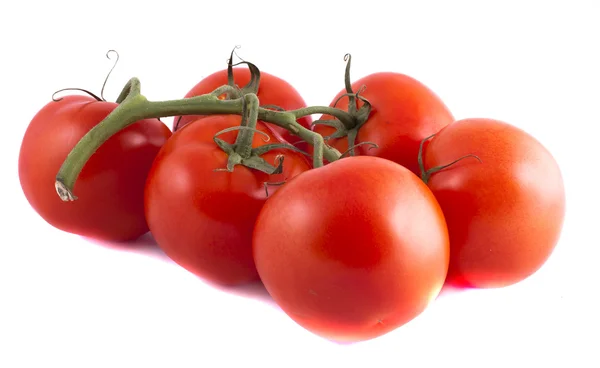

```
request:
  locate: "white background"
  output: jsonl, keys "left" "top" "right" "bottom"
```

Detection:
{"left": 2, "top": 1, "right": 599, "bottom": 367}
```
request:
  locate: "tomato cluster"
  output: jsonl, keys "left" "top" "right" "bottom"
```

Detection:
{"left": 18, "top": 51, "right": 566, "bottom": 343}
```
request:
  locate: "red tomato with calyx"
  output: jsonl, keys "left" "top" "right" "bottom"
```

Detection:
{"left": 313, "top": 72, "right": 454, "bottom": 176}
{"left": 423, "top": 118, "right": 566, "bottom": 288}
{"left": 174, "top": 67, "right": 311, "bottom": 148}
{"left": 18, "top": 95, "right": 172, "bottom": 241}
{"left": 145, "top": 115, "right": 311, "bottom": 286}
{"left": 253, "top": 156, "right": 449, "bottom": 343}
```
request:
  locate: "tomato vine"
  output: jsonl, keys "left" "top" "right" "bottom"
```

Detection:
{"left": 54, "top": 55, "right": 365, "bottom": 202}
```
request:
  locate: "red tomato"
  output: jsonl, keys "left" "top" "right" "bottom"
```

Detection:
{"left": 313, "top": 72, "right": 454, "bottom": 176}
{"left": 253, "top": 156, "right": 449, "bottom": 342}
{"left": 174, "top": 67, "right": 312, "bottom": 148}
{"left": 18, "top": 95, "right": 172, "bottom": 241}
{"left": 423, "top": 118, "right": 566, "bottom": 288}
{"left": 145, "top": 115, "right": 311, "bottom": 286}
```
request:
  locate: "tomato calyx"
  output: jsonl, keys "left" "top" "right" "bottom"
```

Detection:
{"left": 210, "top": 94, "right": 309, "bottom": 175}
{"left": 312, "top": 54, "right": 373, "bottom": 156}
{"left": 174, "top": 47, "right": 263, "bottom": 131}
{"left": 213, "top": 130, "right": 285, "bottom": 174}
{"left": 225, "top": 46, "right": 261, "bottom": 97}
{"left": 417, "top": 133, "right": 483, "bottom": 184}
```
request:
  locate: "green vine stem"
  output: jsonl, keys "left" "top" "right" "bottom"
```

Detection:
{"left": 210, "top": 93, "right": 292, "bottom": 175}
{"left": 311, "top": 54, "right": 372, "bottom": 156}
{"left": 55, "top": 77, "right": 349, "bottom": 202}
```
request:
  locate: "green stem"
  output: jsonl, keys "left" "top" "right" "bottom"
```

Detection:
{"left": 258, "top": 109, "right": 334, "bottom": 168}
{"left": 115, "top": 78, "right": 141, "bottom": 104}
{"left": 311, "top": 134, "right": 325, "bottom": 168}
{"left": 55, "top": 78, "right": 342, "bottom": 201}
{"left": 233, "top": 93, "right": 260, "bottom": 158}
{"left": 292, "top": 106, "right": 356, "bottom": 129}
{"left": 210, "top": 84, "right": 240, "bottom": 99}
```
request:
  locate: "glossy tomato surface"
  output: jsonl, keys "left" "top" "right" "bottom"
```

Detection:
{"left": 423, "top": 118, "right": 566, "bottom": 288}
{"left": 18, "top": 95, "right": 171, "bottom": 241}
{"left": 313, "top": 72, "right": 454, "bottom": 176}
{"left": 174, "top": 67, "right": 311, "bottom": 148}
{"left": 253, "top": 156, "right": 449, "bottom": 342}
{"left": 145, "top": 115, "right": 311, "bottom": 286}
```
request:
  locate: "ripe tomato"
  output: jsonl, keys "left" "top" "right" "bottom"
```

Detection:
{"left": 174, "top": 67, "right": 312, "bottom": 148}
{"left": 18, "top": 95, "right": 172, "bottom": 241}
{"left": 313, "top": 72, "right": 454, "bottom": 176}
{"left": 253, "top": 156, "right": 449, "bottom": 342}
{"left": 423, "top": 118, "right": 566, "bottom": 288}
{"left": 145, "top": 115, "right": 311, "bottom": 286}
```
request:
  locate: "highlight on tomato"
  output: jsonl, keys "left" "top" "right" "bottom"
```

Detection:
{"left": 252, "top": 156, "right": 450, "bottom": 343}
{"left": 421, "top": 117, "right": 566, "bottom": 288}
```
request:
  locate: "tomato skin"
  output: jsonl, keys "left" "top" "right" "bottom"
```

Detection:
{"left": 313, "top": 72, "right": 454, "bottom": 176}
{"left": 174, "top": 67, "right": 312, "bottom": 148}
{"left": 253, "top": 156, "right": 449, "bottom": 342}
{"left": 145, "top": 115, "right": 311, "bottom": 286}
{"left": 18, "top": 95, "right": 171, "bottom": 241}
{"left": 423, "top": 118, "right": 566, "bottom": 288}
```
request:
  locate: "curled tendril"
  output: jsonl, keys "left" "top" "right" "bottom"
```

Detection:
{"left": 232, "top": 45, "right": 244, "bottom": 62}
{"left": 226, "top": 45, "right": 242, "bottom": 64}
{"left": 100, "top": 50, "right": 120, "bottom": 101}
{"left": 339, "top": 141, "right": 379, "bottom": 158}
{"left": 51, "top": 88, "right": 102, "bottom": 102}
{"left": 227, "top": 45, "right": 243, "bottom": 86}
{"left": 213, "top": 126, "right": 271, "bottom": 142}
{"left": 343, "top": 53, "right": 353, "bottom": 95}
{"left": 51, "top": 49, "right": 121, "bottom": 103}
{"left": 225, "top": 46, "right": 261, "bottom": 94}
{"left": 231, "top": 61, "right": 261, "bottom": 93}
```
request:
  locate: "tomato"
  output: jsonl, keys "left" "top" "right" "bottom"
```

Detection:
{"left": 422, "top": 118, "right": 566, "bottom": 288}
{"left": 18, "top": 95, "right": 172, "bottom": 241}
{"left": 145, "top": 115, "right": 311, "bottom": 286}
{"left": 173, "top": 67, "right": 312, "bottom": 148}
{"left": 313, "top": 72, "right": 454, "bottom": 176}
{"left": 253, "top": 156, "right": 449, "bottom": 342}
